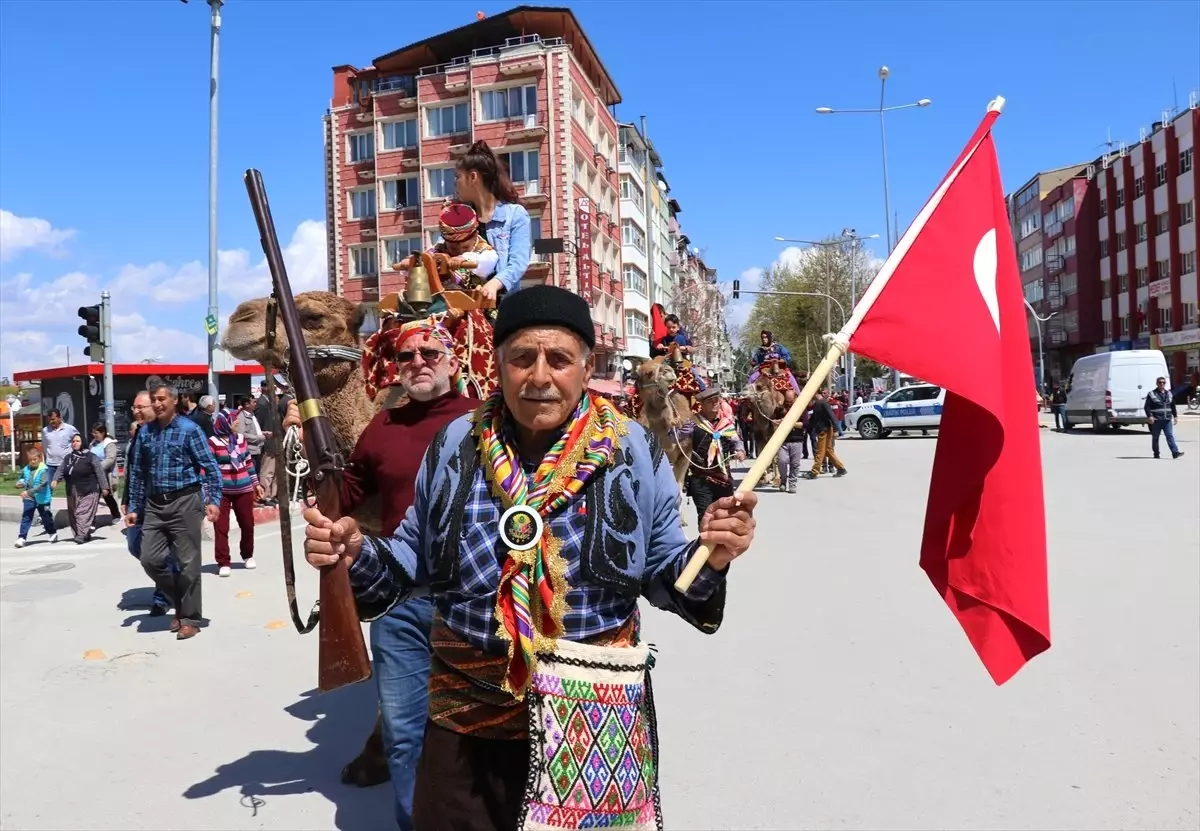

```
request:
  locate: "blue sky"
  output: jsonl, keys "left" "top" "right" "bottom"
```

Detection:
{"left": 1, "top": 0, "right": 1197, "bottom": 379}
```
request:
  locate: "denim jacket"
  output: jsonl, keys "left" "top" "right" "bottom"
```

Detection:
{"left": 482, "top": 202, "right": 531, "bottom": 293}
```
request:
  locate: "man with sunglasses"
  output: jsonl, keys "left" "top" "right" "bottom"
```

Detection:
{"left": 285, "top": 316, "right": 476, "bottom": 830}
{"left": 1145, "top": 376, "right": 1183, "bottom": 459}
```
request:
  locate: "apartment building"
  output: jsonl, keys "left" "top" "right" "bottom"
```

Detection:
{"left": 322, "top": 6, "right": 627, "bottom": 372}
{"left": 1095, "top": 102, "right": 1199, "bottom": 381}
{"left": 617, "top": 121, "right": 677, "bottom": 360}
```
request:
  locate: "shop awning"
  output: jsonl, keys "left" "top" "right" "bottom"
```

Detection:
{"left": 587, "top": 378, "right": 622, "bottom": 396}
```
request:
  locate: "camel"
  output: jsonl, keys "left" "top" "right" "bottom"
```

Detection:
{"left": 634, "top": 355, "right": 694, "bottom": 524}
{"left": 744, "top": 373, "right": 787, "bottom": 489}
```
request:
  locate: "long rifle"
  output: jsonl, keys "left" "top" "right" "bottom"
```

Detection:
{"left": 244, "top": 169, "right": 372, "bottom": 692}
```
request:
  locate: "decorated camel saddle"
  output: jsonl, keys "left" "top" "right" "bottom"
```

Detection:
{"left": 753, "top": 357, "right": 800, "bottom": 395}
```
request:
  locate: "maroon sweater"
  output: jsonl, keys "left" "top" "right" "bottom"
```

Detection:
{"left": 342, "top": 392, "right": 479, "bottom": 536}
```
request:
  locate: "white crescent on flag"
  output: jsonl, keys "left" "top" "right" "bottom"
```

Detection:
{"left": 973, "top": 228, "right": 1001, "bottom": 333}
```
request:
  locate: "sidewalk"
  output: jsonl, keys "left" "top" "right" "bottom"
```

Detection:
{"left": 0, "top": 493, "right": 279, "bottom": 530}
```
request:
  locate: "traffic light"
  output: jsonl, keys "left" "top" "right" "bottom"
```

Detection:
{"left": 78, "top": 304, "right": 104, "bottom": 361}
{"left": 732, "top": 279, "right": 740, "bottom": 300}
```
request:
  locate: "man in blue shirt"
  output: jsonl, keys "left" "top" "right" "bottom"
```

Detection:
{"left": 125, "top": 382, "right": 222, "bottom": 640}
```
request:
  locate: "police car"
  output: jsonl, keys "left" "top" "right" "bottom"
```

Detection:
{"left": 845, "top": 383, "right": 946, "bottom": 439}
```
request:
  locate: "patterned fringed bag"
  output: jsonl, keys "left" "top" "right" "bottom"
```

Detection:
{"left": 520, "top": 640, "right": 663, "bottom": 830}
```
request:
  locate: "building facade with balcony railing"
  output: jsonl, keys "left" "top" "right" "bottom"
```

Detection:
{"left": 323, "top": 7, "right": 626, "bottom": 370}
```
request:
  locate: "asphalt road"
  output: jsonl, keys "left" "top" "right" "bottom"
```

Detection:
{"left": 1, "top": 415, "right": 1197, "bottom": 830}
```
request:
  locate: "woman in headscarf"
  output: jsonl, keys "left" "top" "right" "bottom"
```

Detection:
{"left": 207, "top": 408, "right": 263, "bottom": 577}
{"left": 51, "top": 433, "right": 108, "bottom": 544}
{"left": 89, "top": 422, "right": 121, "bottom": 521}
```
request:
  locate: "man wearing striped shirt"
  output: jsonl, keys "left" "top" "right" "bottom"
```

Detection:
{"left": 125, "top": 382, "right": 222, "bottom": 640}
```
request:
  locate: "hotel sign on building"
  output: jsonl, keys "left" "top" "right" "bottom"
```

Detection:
{"left": 577, "top": 197, "right": 593, "bottom": 297}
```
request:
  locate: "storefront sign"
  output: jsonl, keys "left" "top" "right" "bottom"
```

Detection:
{"left": 1148, "top": 278, "right": 1171, "bottom": 298}
{"left": 1151, "top": 329, "right": 1200, "bottom": 352}
{"left": 576, "top": 197, "right": 593, "bottom": 298}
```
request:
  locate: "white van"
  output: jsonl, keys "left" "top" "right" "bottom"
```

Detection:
{"left": 1062, "top": 349, "right": 1169, "bottom": 431}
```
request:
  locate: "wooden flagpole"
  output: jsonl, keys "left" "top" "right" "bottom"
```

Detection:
{"left": 674, "top": 97, "right": 1006, "bottom": 593}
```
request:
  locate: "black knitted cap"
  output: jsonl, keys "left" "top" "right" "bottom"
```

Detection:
{"left": 492, "top": 285, "right": 596, "bottom": 350}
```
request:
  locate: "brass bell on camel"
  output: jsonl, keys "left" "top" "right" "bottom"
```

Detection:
{"left": 405, "top": 261, "right": 433, "bottom": 312}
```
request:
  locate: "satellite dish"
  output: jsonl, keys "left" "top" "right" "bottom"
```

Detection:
{"left": 621, "top": 359, "right": 634, "bottom": 371}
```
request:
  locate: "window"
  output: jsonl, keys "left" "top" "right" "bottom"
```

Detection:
{"left": 1156, "top": 259, "right": 1170, "bottom": 281}
{"left": 1181, "top": 147, "right": 1194, "bottom": 175}
{"left": 1116, "top": 231, "right": 1126, "bottom": 251}
{"left": 1060, "top": 272, "right": 1077, "bottom": 295}
{"left": 1183, "top": 301, "right": 1198, "bottom": 327}
{"left": 381, "top": 177, "right": 418, "bottom": 211}
{"left": 381, "top": 118, "right": 417, "bottom": 150}
{"left": 480, "top": 85, "right": 537, "bottom": 122}
{"left": 427, "top": 168, "right": 456, "bottom": 200}
{"left": 348, "top": 187, "right": 376, "bottom": 220}
{"left": 1120, "top": 315, "right": 1129, "bottom": 337}
{"left": 910, "top": 386, "right": 942, "bottom": 402}
{"left": 529, "top": 217, "right": 542, "bottom": 240}
{"left": 622, "top": 264, "right": 647, "bottom": 296}
{"left": 1158, "top": 306, "right": 1172, "bottom": 331}
{"left": 384, "top": 237, "right": 421, "bottom": 268}
{"left": 1020, "top": 247, "right": 1043, "bottom": 271}
{"left": 1137, "top": 304, "right": 1149, "bottom": 334}
{"left": 1116, "top": 189, "right": 1125, "bottom": 208}
{"left": 1099, "top": 198, "right": 1107, "bottom": 217}
{"left": 1119, "top": 272, "right": 1129, "bottom": 292}
{"left": 497, "top": 149, "right": 539, "bottom": 183}
{"left": 1134, "top": 176, "right": 1145, "bottom": 198}
{"left": 1102, "top": 279, "right": 1112, "bottom": 298}
{"left": 886, "top": 388, "right": 916, "bottom": 403}
{"left": 1183, "top": 251, "right": 1196, "bottom": 276}
{"left": 621, "top": 219, "right": 646, "bottom": 253}
{"left": 1156, "top": 211, "right": 1170, "bottom": 235}
{"left": 1180, "top": 200, "right": 1195, "bottom": 227}
{"left": 1135, "top": 222, "right": 1147, "bottom": 243}
{"left": 625, "top": 310, "right": 648, "bottom": 339}
{"left": 1103, "top": 319, "right": 1112, "bottom": 339}
{"left": 425, "top": 103, "right": 469, "bottom": 137}
{"left": 620, "top": 175, "right": 645, "bottom": 204}
{"left": 1155, "top": 162, "right": 1168, "bottom": 187}
{"left": 348, "top": 131, "right": 374, "bottom": 162}
{"left": 1100, "top": 239, "right": 1109, "bottom": 258}
{"left": 1136, "top": 266, "right": 1148, "bottom": 287}
{"left": 1064, "top": 311, "right": 1079, "bottom": 332}
{"left": 350, "top": 245, "right": 377, "bottom": 278}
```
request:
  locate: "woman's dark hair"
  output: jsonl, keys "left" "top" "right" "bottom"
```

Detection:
{"left": 457, "top": 140, "right": 521, "bottom": 204}
{"left": 91, "top": 422, "right": 107, "bottom": 437}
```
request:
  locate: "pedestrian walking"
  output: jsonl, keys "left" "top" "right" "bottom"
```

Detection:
{"left": 681, "top": 387, "right": 745, "bottom": 519}
{"left": 775, "top": 390, "right": 807, "bottom": 492}
{"left": 52, "top": 433, "right": 109, "bottom": 543}
{"left": 1051, "top": 385, "right": 1068, "bottom": 430}
{"left": 41, "top": 408, "right": 78, "bottom": 485}
{"left": 89, "top": 423, "right": 121, "bottom": 521}
{"left": 208, "top": 408, "right": 263, "bottom": 577}
{"left": 14, "top": 446, "right": 57, "bottom": 547}
{"left": 1145, "top": 376, "right": 1184, "bottom": 459}
{"left": 122, "top": 393, "right": 175, "bottom": 616}
{"left": 235, "top": 396, "right": 266, "bottom": 479}
{"left": 125, "top": 382, "right": 222, "bottom": 640}
{"left": 802, "top": 388, "right": 847, "bottom": 480}
{"left": 254, "top": 383, "right": 283, "bottom": 506}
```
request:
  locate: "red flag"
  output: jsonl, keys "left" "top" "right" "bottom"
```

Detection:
{"left": 847, "top": 106, "right": 1050, "bottom": 684}
{"left": 650, "top": 303, "right": 669, "bottom": 346}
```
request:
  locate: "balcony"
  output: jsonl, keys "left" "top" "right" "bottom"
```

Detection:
{"left": 374, "top": 74, "right": 417, "bottom": 102}
{"left": 1045, "top": 254, "right": 1065, "bottom": 276}
{"left": 519, "top": 179, "right": 547, "bottom": 209}
{"left": 668, "top": 217, "right": 680, "bottom": 236}
{"left": 444, "top": 63, "right": 470, "bottom": 92}
{"left": 525, "top": 252, "right": 552, "bottom": 279}
{"left": 448, "top": 143, "right": 471, "bottom": 157}
{"left": 505, "top": 111, "right": 547, "bottom": 142}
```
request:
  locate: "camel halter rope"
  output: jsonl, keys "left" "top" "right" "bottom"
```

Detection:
{"left": 638, "top": 374, "right": 738, "bottom": 472}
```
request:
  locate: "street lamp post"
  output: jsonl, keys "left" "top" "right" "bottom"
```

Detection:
{"left": 1024, "top": 299, "right": 1057, "bottom": 392}
{"left": 839, "top": 228, "right": 880, "bottom": 395}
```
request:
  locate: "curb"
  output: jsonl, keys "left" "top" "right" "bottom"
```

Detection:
{"left": 1, "top": 497, "right": 282, "bottom": 529}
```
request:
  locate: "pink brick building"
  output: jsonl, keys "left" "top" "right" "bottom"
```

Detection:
{"left": 322, "top": 6, "right": 629, "bottom": 373}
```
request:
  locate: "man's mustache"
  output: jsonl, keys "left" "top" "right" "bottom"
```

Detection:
{"left": 520, "top": 386, "right": 562, "bottom": 402}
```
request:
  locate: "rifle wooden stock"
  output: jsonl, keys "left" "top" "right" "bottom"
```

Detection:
{"left": 244, "top": 168, "right": 371, "bottom": 692}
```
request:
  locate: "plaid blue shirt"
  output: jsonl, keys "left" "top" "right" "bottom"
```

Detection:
{"left": 349, "top": 423, "right": 726, "bottom": 655}
{"left": 127, "top": 414, "right": 222, "bottom": 516}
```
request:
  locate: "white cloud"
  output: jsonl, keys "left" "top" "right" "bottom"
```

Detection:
{"left": 107, "top": 219, "right": 328, "bottom": 305}
{"left": 725, "top": 266, "right": 764, "bottom": 330}
{"left": 0, "top": 209, "right": 76, "bottom": 262}
{"left": 0, "top": 270, "right": 101, "bottom": 321}
{"left": 108, "top": 312, "right": 207, "bottom": 365}
{"left": 0, "top": 329, "right": 73, "bottom": 378}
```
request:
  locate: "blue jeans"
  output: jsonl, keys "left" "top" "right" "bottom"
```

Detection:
{"left": 18, "top": 500, "right": 56, "bottom": 538}
{"left": 1053, "top": 404, "right": 1066, "bottom": 429}
{"left": 1150, "top": 418, "right": 1180, "bottom": 457}
{"left": 126, "top": 523, "right": 178, "bottom": 610}
{"left": 370, "top": 597, "right": 434, "bottom": 830}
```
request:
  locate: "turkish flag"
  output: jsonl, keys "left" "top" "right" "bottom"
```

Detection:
{"left": 650, "top": 303, "right": 669, "bottom": 347}
{"left": 848, "top": 108, "right": 1050, "bottom": 684}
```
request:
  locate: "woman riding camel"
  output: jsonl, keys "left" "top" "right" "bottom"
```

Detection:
{"left": 749, "top": 329, "right": 800, "bottom": 394}
{"left": 453, "top": 140, "right": 532, "bottom": 303}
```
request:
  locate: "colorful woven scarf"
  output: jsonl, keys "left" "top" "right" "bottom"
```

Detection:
{"left": 692, "top": 412, "right": 738, "bottom": 473}
{"left": 360, "top": 316, "right": 463, "bottom": 400}
{"left": 474, "top": 391, "right": 627, "bottom": 698}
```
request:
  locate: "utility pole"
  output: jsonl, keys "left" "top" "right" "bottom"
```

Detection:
{"left": 206, "top": 0, "right": 223, "bottom": 399}
{"left": 101, "top": 291, "right": 115, "bottom": 437}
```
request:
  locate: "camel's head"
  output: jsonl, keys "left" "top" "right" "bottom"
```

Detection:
{"left": 635, "top": 356, "right": 677, "bottom": 392}
{"left": 223, "top": 291, "right": 366, "bottom": 367}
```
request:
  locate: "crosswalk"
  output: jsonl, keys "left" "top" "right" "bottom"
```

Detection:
{"left": 0, "top": 529, "right": 127, "bottom": 573}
